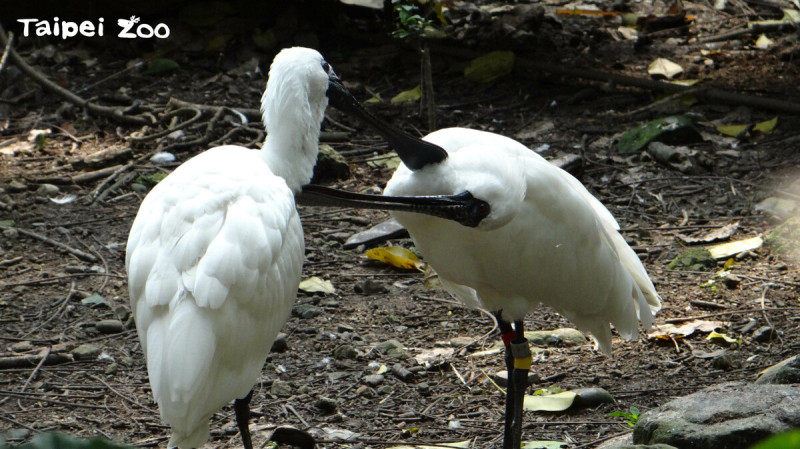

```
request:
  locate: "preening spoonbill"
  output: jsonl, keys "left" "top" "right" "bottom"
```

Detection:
{"left": 332, "top": 92, "right": 661, "bottom": 449}
{"left": 126, "top": 47, "right": 489, "bottom": 449}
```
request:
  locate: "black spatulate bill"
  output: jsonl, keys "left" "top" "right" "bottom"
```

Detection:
{"left": 326, "top": 74, "right": 447, "bottom": 171}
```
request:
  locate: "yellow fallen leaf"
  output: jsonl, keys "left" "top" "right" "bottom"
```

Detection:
{"left": 753, "top": 116, "right": 778, "bottom": 133}
{"left": 298, "top": 276, "right": 335, "bottom": 294}
{"left": 390, "top": 86, "right": 421, "bottom": 104}
{"left": 648, "top": 57, "right": 683, "bottom": 80}
{"left": 707, "top": 235, "right": 763, "bottom": 259}
{"left": 706, "top": 331, "right": 740, "bottom": 347}
{"left": 388, "top": 441, "right": 471, "bottom": 449}
{"left": 523, "top": 391, "right": 577, "bottom": 412}
{"left": 365, "top": 93, "right": 382, "bottom": 104}
{"left": 365, "top": 246, "right": 424, "bottom": 270}
{"left": 716, "top": 124, "right": 750, "bottom": 137}
{"left": 755, "top": 33, "right": 773, "bottom": 49}
{"left": 716, "top": 117, "right": 777, "bottom": 137}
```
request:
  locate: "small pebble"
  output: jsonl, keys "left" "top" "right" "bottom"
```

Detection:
{"left": 363, "top": 374, "right": 384, "bottom": 387}
{"left": 271, "top": 333, "right": 288, "bottom": 352}
{"left": 722, "top": 274, "right": 741, "bottom": 289}
{"left": 292, "top": 303, "right": 323, "bottom": 319}
{"left": 95, "top": 319, "right": 124, "bottom": 334}
{"left": 11, "top": 341, "right": 34, "bottom": 352}
{"left": 71, "top": 343, "right": 101, "bottom": 361}
{"left": 333, "top": 344, "right": 357, "bottom": 360}
{"left": 270, "top": 380, "right": 293, "bottom": 398}
{"left": 753, "top": 326, "right": 777, "bottom": 342}
{"left": 36, "top": 183, "right": 60, "bottom": 197}
{"left": 105, "top": 362, "right": 119, "bottom": 375}
{"left": 417, "top": 382, "right": 431, "bottom": 396}
{"left": 356, "top": 385, "right": 375, "bottom": 398}
{"left": 314, "top": 396, "right": 338, "bottom": 414}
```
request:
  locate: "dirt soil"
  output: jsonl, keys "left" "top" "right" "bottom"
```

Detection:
{"left": 2, "top": 1, "right": 800, "bottom": 448}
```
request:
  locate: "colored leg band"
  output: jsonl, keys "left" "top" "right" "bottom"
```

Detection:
{"left": 511, "top": 340, "right": 532, "bottom": 369}
{"left": 514, "top": 355, "right": 533, "bottom": 370}
{"left": 501, "top": 330, "right": 516, "bottom": 346}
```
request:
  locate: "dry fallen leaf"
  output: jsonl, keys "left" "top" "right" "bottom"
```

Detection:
{"left": 414, "top": 347, "right": 454, "bottom": 368}
{"left": 648, "top": 58, "right": 684, "bottom": 80}
{"left": 523, "top": 391, "right": 578, "bottom": 412}
{"left": 648, "top": 319, "right": 724, "bottom": 339}
{"left": 298, "top": 276, "right": 335, "bottom": 294}
{"left": 677, "top": 222, "right": 739, "bottom": 244}
{"left": 707, "top": 235, "right": 763, "bottom": 259}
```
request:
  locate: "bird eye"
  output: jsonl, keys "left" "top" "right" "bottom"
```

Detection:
{"left": 321, "top": 61, "right": 332, "bottom": 74}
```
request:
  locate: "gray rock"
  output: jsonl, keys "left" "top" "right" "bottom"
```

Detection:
{"left": 314, "top": 396, "right": 338, "bottom": 414}
{"left": 363, "top": 374, "right": 384, "bottom": 387}
{"left": 333, "top": 344, "right": 357, "bottom": 360}
{"left": 36, "top": 183, "right": 60, "bottom": 197}
{"left": 292, "top": 303, "right": 323, "bottom": 319}
{"left": 756, "top": 356, "right": 800, "bottom": 385}
{"left": 270, "top": 380, "right": 293, "bottom": 398}
{"left": 71, "top": 343, "right": 101, "bottom": 361}
{"left": 374, "top": 339, "right": 405, "bottom": 357}
{"left": 271, "top": 333, "right": 288, "bottom": 352}
{"left": 10, "top": 341, "right": 34, "bottom": 352}
{"left": 95, "top": 319, "right": 124, "bottom": 334}
{"left": 525, "top": 328, "right": 587, "bottom": 348}
{"left": 354, "top": 279, "right": 387, "bottom": 295}
{"left": 573, "top": 387, "right": 615, "bottom": 407}
{"left": 7, "top": 180, "right": 27, "bottom": 192}
{"left": 312, "top": 144, "right": 350, "bottom": 181}
{"left": 752, "top": 326, "right": 777, "bottom": 342}
{"left": 633, "top": 382, "right": 800, "bottom": 449}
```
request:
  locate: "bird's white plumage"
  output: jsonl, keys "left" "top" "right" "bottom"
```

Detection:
{"left": 385, "top": 128, "right": 661, "bottom": 354}
{"left": 126, "top": 47, "right": 330, "bottom": 448}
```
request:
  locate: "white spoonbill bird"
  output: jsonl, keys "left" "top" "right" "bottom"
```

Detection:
{"left": 126, "top": 47, "right": 489, "bottom": 449}
{"left": 331, "top": 93, "right": 661, "bottom": 449}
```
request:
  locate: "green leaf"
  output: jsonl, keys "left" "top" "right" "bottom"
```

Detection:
{"left": 81, "top": 293, "right": 108, "bottom": 307}
{"left": 617, "top": 115, "right": 702, "bottom": 154}
{"left": 464, "top": 51, "right": 516, "bottom": 83}
{"left": 391, "top": 85, "right": 422, "bottom": 104}
{"left": 750, "top": 430, "right": 800, "bottom": 449}
{"left": 146, "top": 58, "right": 180, "bottom": 75}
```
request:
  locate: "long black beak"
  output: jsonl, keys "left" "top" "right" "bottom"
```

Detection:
{"left": 326, "top": 73, "right": 447, "bottom": 171}
{"left": 296, "top": 184, "right": 489, "bottom": 228}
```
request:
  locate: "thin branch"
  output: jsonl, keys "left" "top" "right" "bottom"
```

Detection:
{"left": 0, "top": 30, "right": 13, "bottom": 75}
{"left": 0, "top": 226, "right": 98, "bottom": 262}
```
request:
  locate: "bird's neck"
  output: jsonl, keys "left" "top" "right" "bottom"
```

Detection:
{"left": 262, "top": 129, "right": 319, "bottom": 194}
{"left": 260, "top": 107, "right": 324, "bottom": 194}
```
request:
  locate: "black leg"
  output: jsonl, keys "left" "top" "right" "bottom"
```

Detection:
{"left": 510, "top": 320, "right": 531, "bottom": 449}
{"left": 495, "top": 312, "right": 516, "bottom": 449}
{"left": 234, "top": 390, "right": 254, "bottom": 449}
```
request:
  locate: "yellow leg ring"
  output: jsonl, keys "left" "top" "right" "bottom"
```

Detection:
{"left": 514, "top": 356, "right": 532, "bottom": 370}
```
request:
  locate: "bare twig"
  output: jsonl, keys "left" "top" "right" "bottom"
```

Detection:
{"left": 0, "top": 226, "right": 98, "bottom": 262}
{"left": 0, "top": 30, "right": 13, "bottom": 75}
{"left": 0, "top": 352, "right": 73, "bottom": 369}
{"left": 697, "top": 21, "right": 800, "bottom": 44}
{"left": 89, "top": 162, "right": 134, "bottom": 201}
